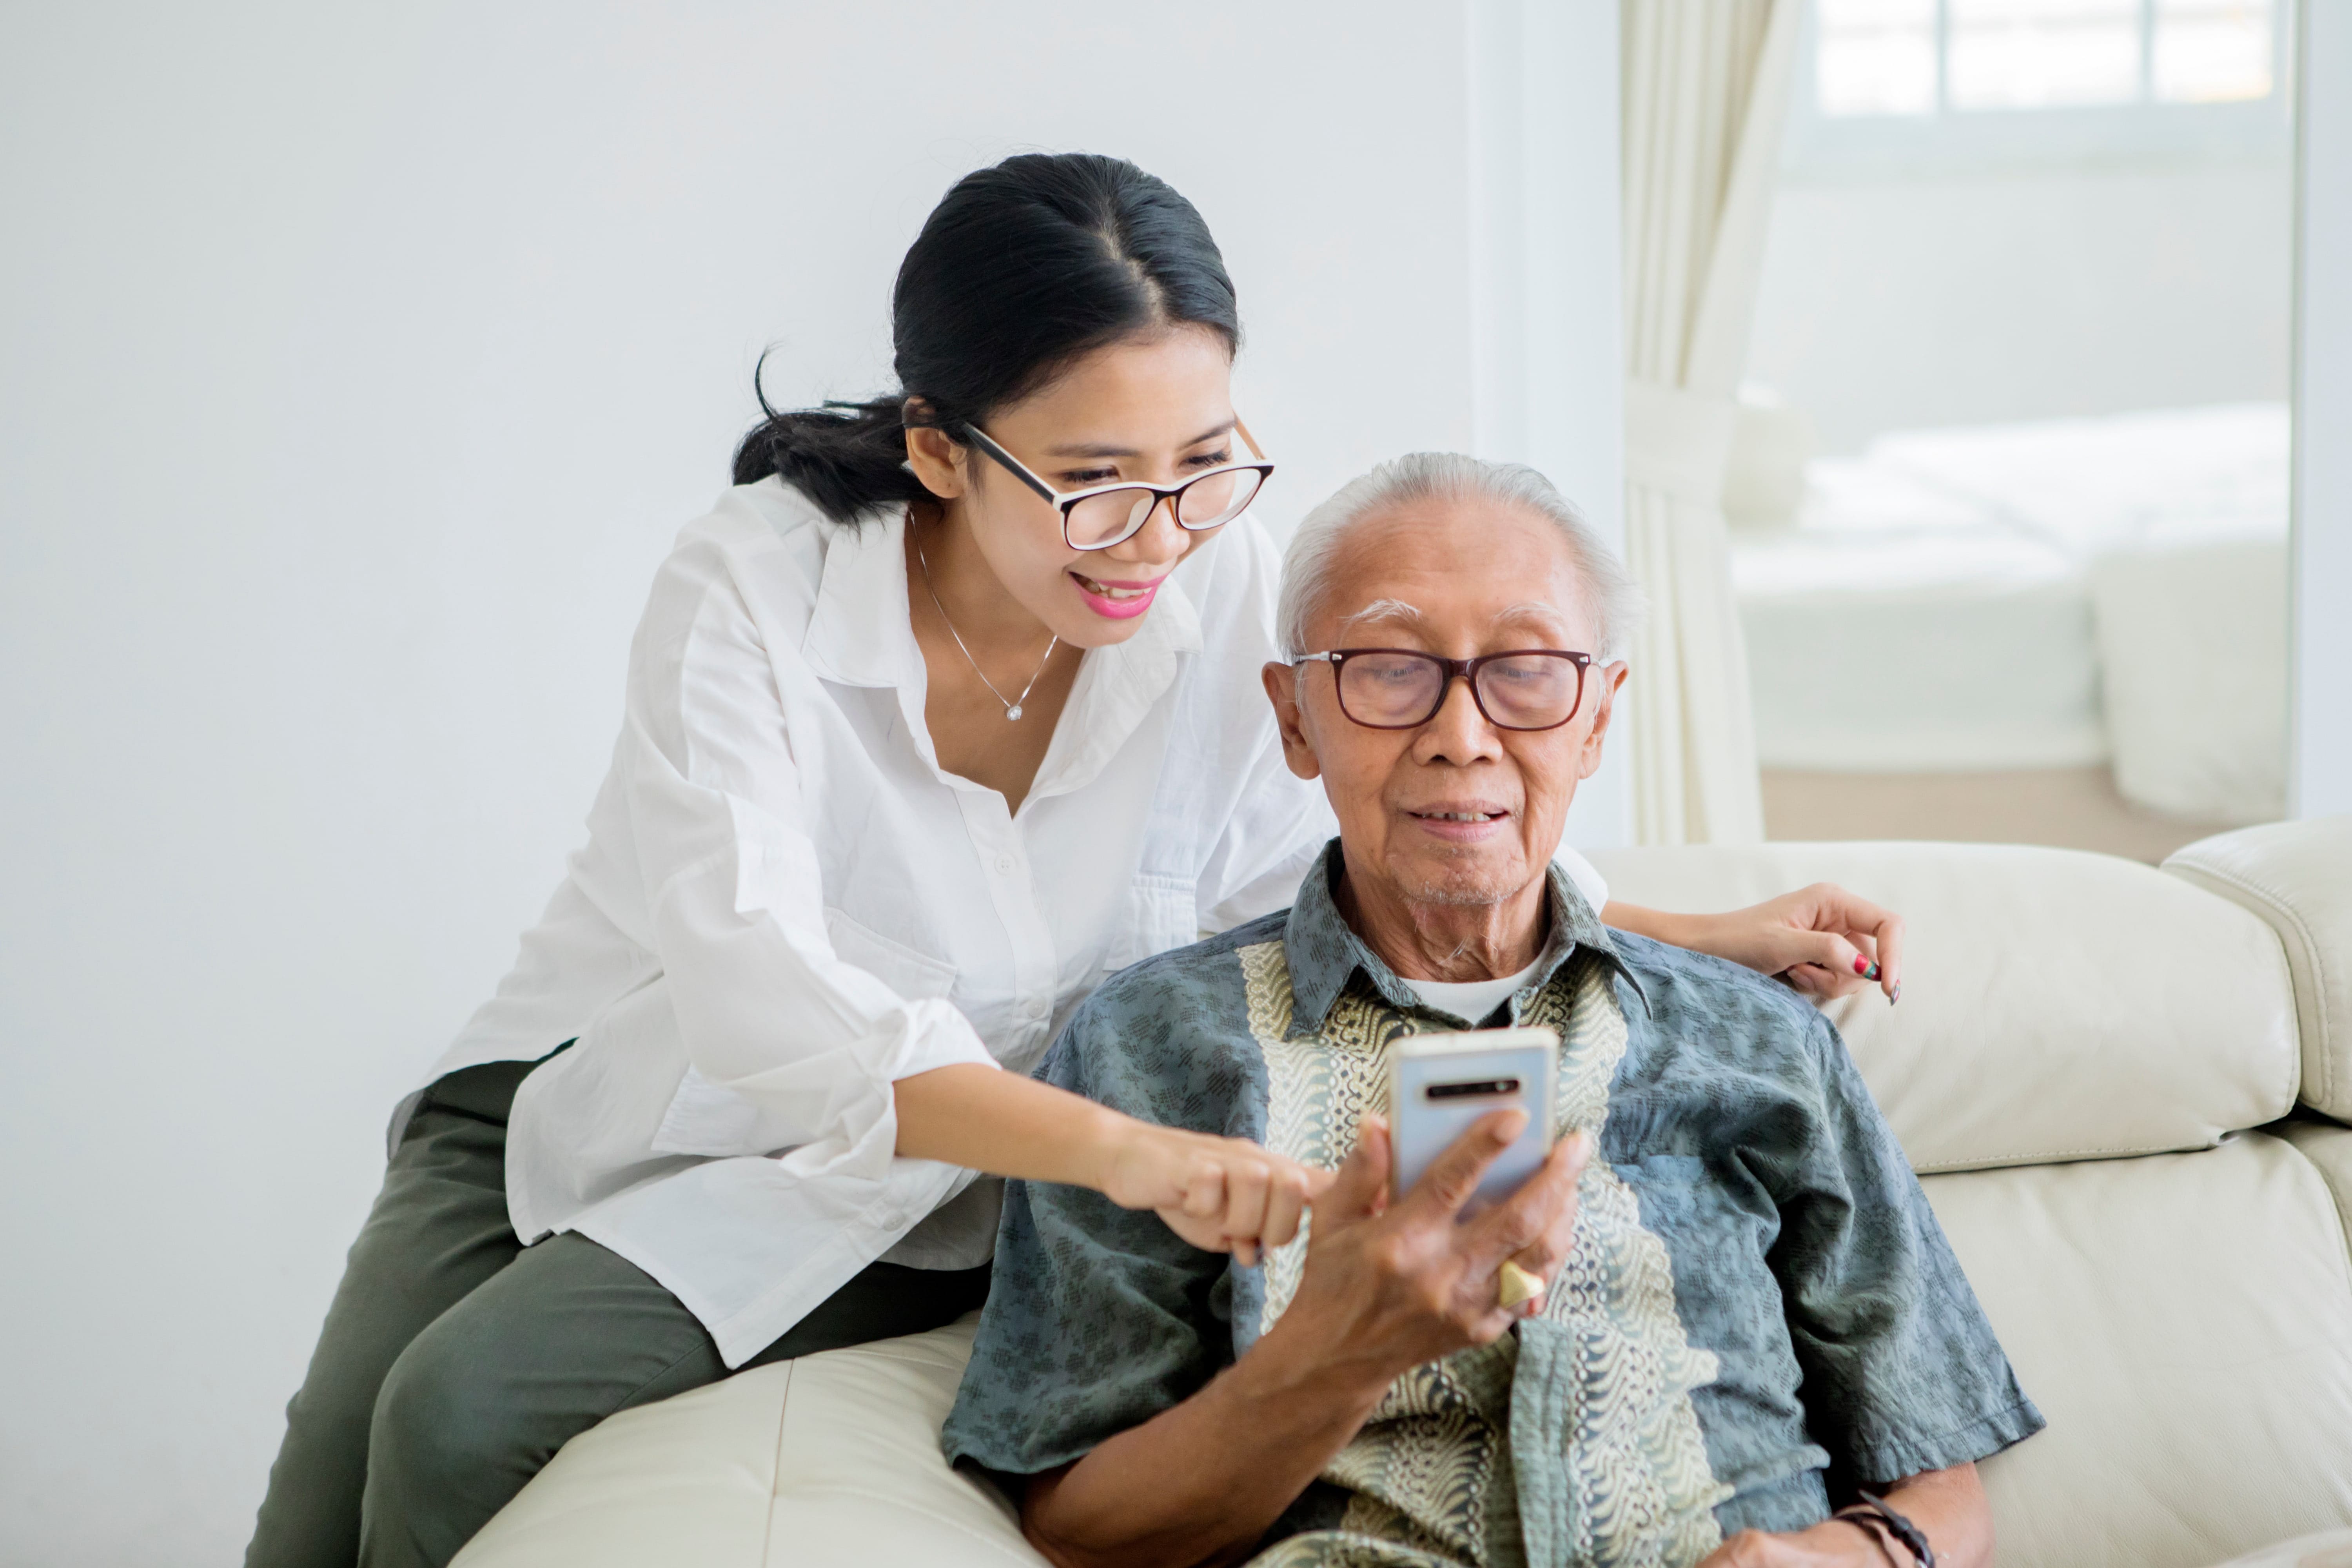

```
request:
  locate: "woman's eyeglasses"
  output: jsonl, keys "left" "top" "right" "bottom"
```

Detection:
{"left": 1294, "top": 648, "right": 1596, "bottom": 732}
{"left": 960, "top": 418, "right": 1273, "bottom": 551}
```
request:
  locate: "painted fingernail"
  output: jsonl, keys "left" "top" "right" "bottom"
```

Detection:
{"left": 1891, "top": 982, "right": 1902, "bottom": 1005}
{"left": 1853, "top": 955, "right": 1881, "bottom": 981}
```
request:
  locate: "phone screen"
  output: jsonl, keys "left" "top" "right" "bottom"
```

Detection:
{"left": 1388, "top": 1032, "right": 1556, "bottom": 1216}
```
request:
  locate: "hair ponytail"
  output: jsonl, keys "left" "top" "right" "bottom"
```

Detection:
{"left": 733, "top": 152, "right": 1241, "bottom": 524}
{"left": 730, "top": 386, "right": 932, "bottom": 521}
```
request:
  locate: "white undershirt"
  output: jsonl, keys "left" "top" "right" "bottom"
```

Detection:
{"left": 1403, "top": 958, "right": 1547, "bottom": 1025}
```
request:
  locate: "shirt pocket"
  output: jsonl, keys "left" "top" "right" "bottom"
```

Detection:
{"left": 820, "top": 906, "right": 960, "bottom": 1001}
{"left": 1107, "top": 873, "right": 1199, "bottom": 975}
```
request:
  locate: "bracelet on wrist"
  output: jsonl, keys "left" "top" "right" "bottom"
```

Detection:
{"left": 1834, "top": 1489, "right": 1935, "bottom": 1568}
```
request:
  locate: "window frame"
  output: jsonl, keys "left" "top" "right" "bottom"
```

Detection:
{"left": 1787, "top": 0, "right": 2296, "bottom": 179}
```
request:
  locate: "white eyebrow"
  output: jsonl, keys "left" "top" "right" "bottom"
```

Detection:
{"left": 1495, "top": 600, "right": 1568, "bottom": 630}
{"left": 1335, "top": 598, "right": 1424, "bottom": 636}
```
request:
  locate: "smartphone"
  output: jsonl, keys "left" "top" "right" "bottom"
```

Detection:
{"left": 1387, "top": 1027, "right": 1558, "bottom": 1216}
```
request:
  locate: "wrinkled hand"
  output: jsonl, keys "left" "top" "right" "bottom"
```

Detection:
{"left": 1698, "top": 1519, "right": 1900, "bottom": 1566}
{"left": 1271, "top": 1110, "right": 1594, "bottom": 1385}
{"left": 1684, "top": 884, "right": 1904, "bottom": 1003}
{"left": 1102, "top": 1125, "right": 1336, "bottom": 1265}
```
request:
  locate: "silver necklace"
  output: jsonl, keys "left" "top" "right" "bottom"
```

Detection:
{"left": 914, "top": 538, "right": 1060, "bottom": 721}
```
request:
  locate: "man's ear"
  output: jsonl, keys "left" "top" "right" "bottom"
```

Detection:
{"left": 1575, "top": 661, "right": 1629, "bottom": 781}
{"left": 902, "top": 399, "right": 966, "bottom": 501}
{"left": 1261, "top": 661, "right": 1324, "bottom": 782}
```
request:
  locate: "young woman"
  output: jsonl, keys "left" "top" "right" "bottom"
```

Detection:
{"left": 245, "top": 152, "right": 1903, "bottom": 1568}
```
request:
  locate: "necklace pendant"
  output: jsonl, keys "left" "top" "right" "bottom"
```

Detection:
{"left": 1005, "top": 704, "right": 1023, "bottom": 721}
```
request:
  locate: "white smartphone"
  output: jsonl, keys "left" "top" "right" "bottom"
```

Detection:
{"left": 1387, "top": 1027, "right": 1558, "bottom": 1216}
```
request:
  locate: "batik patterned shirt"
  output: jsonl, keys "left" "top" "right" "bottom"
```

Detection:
{"left": 942, "top": 843, "right": 2044, "bottom": 1568}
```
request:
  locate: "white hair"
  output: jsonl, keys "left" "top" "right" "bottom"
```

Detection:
{"left": 1275, "top": 452, "right": 1644, "bottom": 661}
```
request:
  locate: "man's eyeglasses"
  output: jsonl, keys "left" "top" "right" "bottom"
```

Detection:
{"left": 960, "top": 418, "right": 1273, "bottom": 552}
{"left": 1294, "top": 648, "right": 1597, "bottom": 732}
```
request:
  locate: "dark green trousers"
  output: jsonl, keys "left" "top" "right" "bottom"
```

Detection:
{"left": 244, "top": 1058, "right": 992, "bottom": 1568}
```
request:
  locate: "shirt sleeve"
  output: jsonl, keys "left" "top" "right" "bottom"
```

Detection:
{"left": 941, "top": 996, "right": 1237, "bottom": 1476}
{"left": 621, "top": 540, "right": 997, "bottom": 1161}
{"left": 1775, "top": 1014, "right": 2047, "bottom": 1484}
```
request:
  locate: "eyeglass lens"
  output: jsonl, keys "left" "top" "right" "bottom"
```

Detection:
{"left": 1063, "top": 467, "right": 1265, "bottom": 549}
{"left": 1336, "top": 652, "right": 1584, "bottom": 730}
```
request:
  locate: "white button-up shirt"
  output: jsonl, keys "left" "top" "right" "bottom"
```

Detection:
{"left": 414, "top": 477, "right": 1606, "bottom": 1367}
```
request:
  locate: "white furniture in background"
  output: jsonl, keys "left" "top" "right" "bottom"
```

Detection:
{"left": 1735, "top": 404, "right": 2291, "bottom": 824}
{"left": 452, "top": 818, "right": 2352, "bottom": 1568}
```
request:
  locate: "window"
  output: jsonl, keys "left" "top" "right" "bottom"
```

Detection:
{"left": 1797, "top": 0, "right": 2290, "bottom": 171}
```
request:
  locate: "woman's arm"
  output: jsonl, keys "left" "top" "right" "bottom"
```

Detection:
{"left": 894, "top": 1065, "right": 1328, "bottom": 1263}
{"left": 1603, "top": 884, "right": 1904, "bottom": 1003}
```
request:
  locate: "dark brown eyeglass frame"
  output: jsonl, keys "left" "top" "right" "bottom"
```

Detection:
{"left": 958, "top": 418, "right": 1274, "bottom": 552}
{"left": 1295, "top": 648, "right": 1596, "bottom": 732}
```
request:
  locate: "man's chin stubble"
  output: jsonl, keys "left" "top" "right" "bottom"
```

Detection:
{"left": 1395, "top": 864, "right": 1530, "bottom": 909}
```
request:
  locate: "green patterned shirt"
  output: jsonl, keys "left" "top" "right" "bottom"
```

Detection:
{"left": 943, "top": 843, "right": 2042, "bottom": 1568}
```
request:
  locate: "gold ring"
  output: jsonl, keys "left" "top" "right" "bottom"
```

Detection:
{"left": 1497, "top": 1259, "right": 1545, "bottom": 1310}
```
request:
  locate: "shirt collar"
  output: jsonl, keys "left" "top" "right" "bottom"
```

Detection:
{"left": 798, "top": 504, "right": 1208, "bottom": 803}
{"left": 801, "top": 505, "right": 922, "bottom": 690}
{"left": 1280, "top": 839, "right": 1640, "bottom": 1039}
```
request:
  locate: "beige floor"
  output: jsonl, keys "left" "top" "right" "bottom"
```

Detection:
{"left": 1761, "top": 766, "right": 2236, "bottom": 864}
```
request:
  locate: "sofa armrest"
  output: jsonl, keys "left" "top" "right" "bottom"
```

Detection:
{"left": 2168, "top": 818, "right": 2352, "bottom": 1124}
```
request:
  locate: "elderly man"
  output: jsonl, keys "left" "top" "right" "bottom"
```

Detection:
{"left": 942, "top": 454, "right": 2042, "bottom": 1568}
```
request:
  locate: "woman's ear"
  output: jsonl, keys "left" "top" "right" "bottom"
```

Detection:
{"left": 1261, "top": 661, "right": 1324, "bottom": 782}
{"left": 902, "top": 399, "right": 967, "bottom": 500}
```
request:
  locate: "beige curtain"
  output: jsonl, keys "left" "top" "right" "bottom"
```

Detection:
{"left": 1620, "top": 0, "right": 1798, "bottom": 844}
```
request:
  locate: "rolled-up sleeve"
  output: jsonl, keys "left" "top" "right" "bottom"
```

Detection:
{"left": 622, "top": 545, "right": 997, "bottom": 1158}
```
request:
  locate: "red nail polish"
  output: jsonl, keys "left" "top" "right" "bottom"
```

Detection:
{"left": 1853, "top": 955, "right": 1880, "bottom": 981}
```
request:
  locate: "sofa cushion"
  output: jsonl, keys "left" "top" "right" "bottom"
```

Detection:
{"left": 1924, "top": 1132, "right": 2352, "bottom": 1568}
{"left": 2169, "top": 818, "right": 2352, "bottom": 1124}
{"left": 2278, "top": 1118, "right": 2352, "bottom": 1249}
{"left": 451, "top": 1315, "right": 1042, "bottom": 1568}
{"left": 2210, "top": 1528, "right": 2352, "bottom": 1568}
{"left": 1588, "top": 841, "right": 2298, "bottom": 1172}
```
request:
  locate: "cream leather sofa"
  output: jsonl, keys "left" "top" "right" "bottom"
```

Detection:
{"left": 454, "top": 820, "right": 2352, "bottom": 1568}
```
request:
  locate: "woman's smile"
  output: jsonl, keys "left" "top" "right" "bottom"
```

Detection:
{"left": 1069, "top": 568, "right": 1165, "bottom": 619}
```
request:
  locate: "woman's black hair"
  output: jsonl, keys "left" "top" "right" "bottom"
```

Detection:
{"left": 732, "top": 152, "right": 1241, "bottom": 523}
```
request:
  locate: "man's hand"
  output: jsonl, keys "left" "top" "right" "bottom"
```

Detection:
{"left": 1099, "top": 1125, "right": 1336, "bottom": 1267}
{"left": 1267, "top": 1109, "right": 1595, "bottom": 1388}
{"left": 1699, "top": 1464, "right": 1992, "bottom": 1568}
{"left": 1698, "top": 1522, "right": 1903, "bottom": 1566}
{"left": 1018, "top": 1110, "right": 1596, "bottom": 1568}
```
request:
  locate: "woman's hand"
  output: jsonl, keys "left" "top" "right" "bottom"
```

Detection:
{"left": 893, "top": 1065, "right": 1335, "bottom": 1261}
{"left": 1100, "top": 1125, "right": 1338, "bottom": 1265}
{"left": 1605, "top": 885, "right": 1904, "bottom": 1004}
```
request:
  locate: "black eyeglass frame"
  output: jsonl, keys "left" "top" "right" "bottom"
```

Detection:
{"left": 958, "top": 418, "right": 1274, "bottom": 552}
{"left": 1295, "top": 647, "right": 1597, "bottom": 732}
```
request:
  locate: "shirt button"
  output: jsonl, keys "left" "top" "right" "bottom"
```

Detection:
{"left": 1024, "top": 996, "right": 1049, "bottom": 1020}
{"left": 995, "top": 854, "right": 1015, "bottom": 874}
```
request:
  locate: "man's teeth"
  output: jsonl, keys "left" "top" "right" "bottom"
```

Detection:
{"left": 1076, "top": 575, "right": 1148, "bottom": 600}
{"left": 1419, "top": 811, "right": 1502, "bottom": 821}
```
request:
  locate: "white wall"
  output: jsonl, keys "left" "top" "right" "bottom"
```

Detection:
{"left": 1748, "top": 160, "right": 2295, "bottom": 454}
{"left": 2296, "top": 0, "right": 2352, "bottom": 817}
{"left": 0, "top": 4, "right": 1624, "bottom": 1563}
